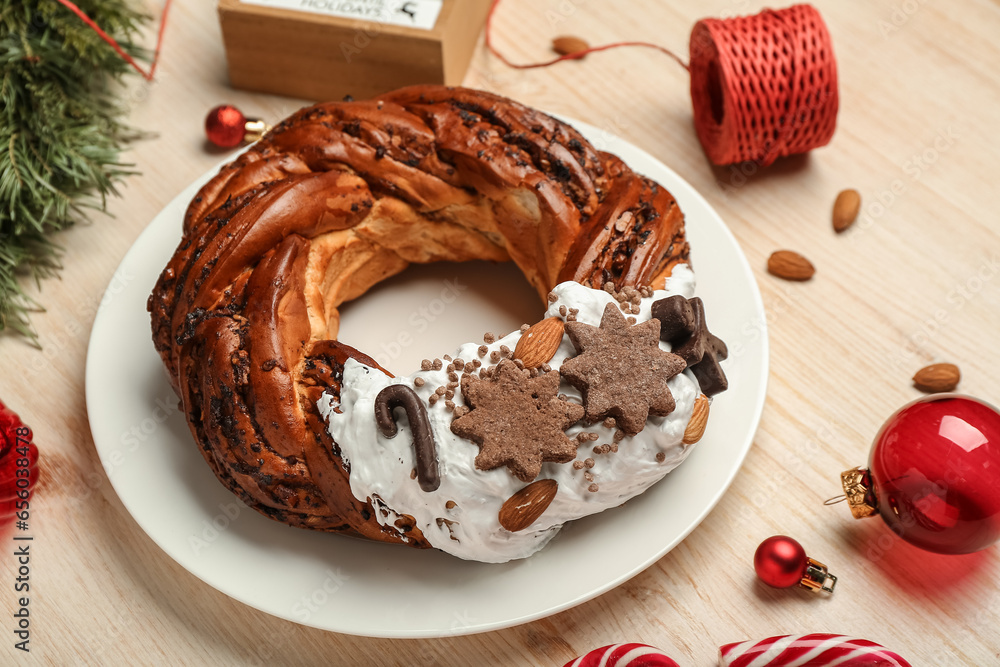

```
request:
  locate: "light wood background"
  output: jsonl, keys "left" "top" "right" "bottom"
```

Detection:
{"left": 3, "top": 0, "right": 1000, "bottom": 664}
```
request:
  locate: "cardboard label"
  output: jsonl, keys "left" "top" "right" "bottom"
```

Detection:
{"left": 241, "top": 0, "right": 444, "bottom": 30}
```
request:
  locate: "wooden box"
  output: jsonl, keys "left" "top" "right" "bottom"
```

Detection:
{"left": 218, "top": 0, "right": 492, "bottom": 102}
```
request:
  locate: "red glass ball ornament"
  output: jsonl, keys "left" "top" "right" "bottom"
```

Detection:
{"left": 205, "top": 105, "right": 247, "bottom": 148}
{"left": 842, "top": 394, "right": 1000, "bottom": 554}
{"left": 754, "top": 535, "right": 808, "bottom": 588}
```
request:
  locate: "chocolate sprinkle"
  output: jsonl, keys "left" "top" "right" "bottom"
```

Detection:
{"left": 374, "top": 384, "right": 440, "bottom": 492}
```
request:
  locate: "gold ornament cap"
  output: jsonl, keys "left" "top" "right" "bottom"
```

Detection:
{"left": 840, "top": 466, "right": 878, "bottom": 519}
{"left": 243, "top": 119, "right": 270, "bottom": 143}
{"left": 800, "top": 557, "right": 838, "bottom": 593}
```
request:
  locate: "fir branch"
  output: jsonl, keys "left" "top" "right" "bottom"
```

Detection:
{"left": 0, "top": 0, "right": 149, "bottom": 343}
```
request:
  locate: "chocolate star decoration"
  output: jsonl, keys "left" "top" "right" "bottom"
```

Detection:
{"left": 560, "top": 302, "right": 686, "bottom": 435}
{"left": 451, "top": 360, "right": 585, "bottom": 482}
{"left": 650, "top": 295, "right": 729, "bottom": 397}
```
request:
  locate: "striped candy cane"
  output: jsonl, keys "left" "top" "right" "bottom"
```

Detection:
{"left": 719, "top": 634, "right": 912, "bottom": 667}
{"left": 563, "top": 643, "right": 680, "bottom": 667}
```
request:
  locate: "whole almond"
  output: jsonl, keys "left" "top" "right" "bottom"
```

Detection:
{"left": 513, "top": 317, "right": 565, "bottom": 369}
{"left": 833, "top": 189, "right": 861, "bottom": 233}
{"left": 913, "top": 363, "right": 960, "bottom": 393}
{"left": 683, "top": 394, "right": 710, "bottom": 445}
{"left": 498, "top": 479, "right": 558, "bottom": 532}
{"left": 767, "top": 250, "right": 815, "bottom": 281}
{"left": 552, "top": 36, "right": 589, "bottom": 56}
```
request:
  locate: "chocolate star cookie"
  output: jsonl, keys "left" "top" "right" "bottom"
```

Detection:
{"left": 451, "top": 360, "right": 584, "bottom": 482}
{"left": 650, "top": 295, "right": 729, "bottom": 396}
{"left": 561, "top": 302, "right": 686, "bottom": 435}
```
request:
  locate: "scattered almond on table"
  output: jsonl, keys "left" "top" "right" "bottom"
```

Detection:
{"left": 552, "top": 35, "right": 590, "bottom": 56}
{"left": 913, "top": 363, "right": 961, "bottom": 393}
{"left": 832, "top": 188, "right": 861, "bottom": 233}
{"left": 767, "top": 250, "right": 815, "bottom": 281}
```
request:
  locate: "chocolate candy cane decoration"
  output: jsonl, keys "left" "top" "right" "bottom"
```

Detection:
{"left": 374, "top": 385, "right": 440, "bottom": 492}
{"left": 719, "top": 634, "right": 912, "bottom": 667}
{"left": 563, "top": 643, "right": 680, "bottom": 667}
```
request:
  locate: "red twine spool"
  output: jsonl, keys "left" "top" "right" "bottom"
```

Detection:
{"left": 689, "top": 4, "right": 838, "bottom": 166}
{"left": 486, "top": 1, "right": 839, "bottom": 167}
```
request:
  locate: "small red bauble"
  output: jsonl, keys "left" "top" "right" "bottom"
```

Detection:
{"left": 205, "top": 105, "right": 247, "bottom": 148}
{"left": 754, "top": 535, "right": 837, "bottom": 593}
{"left": 841, "top": 394, "right": 1000, "bottom": 554}
{"left": 754, "top": 535, "right": 806, "bottom": 588}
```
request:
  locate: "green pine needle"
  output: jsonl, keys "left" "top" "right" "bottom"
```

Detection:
{"left": 0, "top": 0, "right": 149, "bottom": 344}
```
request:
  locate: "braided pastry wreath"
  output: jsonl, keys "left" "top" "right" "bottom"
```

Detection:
{"left": 149, "top": 86, "right": 728, "bottom": 562}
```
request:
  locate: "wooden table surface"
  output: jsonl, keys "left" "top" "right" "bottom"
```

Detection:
{"left": 4, "top": 0, "right": 1000, "bottom": 664}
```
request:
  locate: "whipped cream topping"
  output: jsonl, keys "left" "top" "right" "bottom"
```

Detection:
{"left": 318, "top": 265, "right": 704, "bottom": 563}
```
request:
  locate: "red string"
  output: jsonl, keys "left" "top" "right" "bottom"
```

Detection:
{"left": 54, "top": 0, "right": 173, "bottom": 81}
{"left": 485, "top": 0, "right": 838, "bottom": 167}
{"left": 485, "top": 0, "right": 688, "bottom": 72}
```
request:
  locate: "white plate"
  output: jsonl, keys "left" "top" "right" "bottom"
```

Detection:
{"left": 85, "top": 118, "right": 768, "bottom": 638}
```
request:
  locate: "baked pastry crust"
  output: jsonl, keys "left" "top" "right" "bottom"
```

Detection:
{"left": 148, "top": 86, "right": 688, "bottom": 545}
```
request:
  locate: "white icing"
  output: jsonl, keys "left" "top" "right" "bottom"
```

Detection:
{"left": 318, "top": 265, "right": 704, "bottom": 563}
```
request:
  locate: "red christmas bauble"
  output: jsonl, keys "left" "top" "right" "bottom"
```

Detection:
{"left": 205, "top": 105, "right": 247, "bottom": 148}
{"left": 0, "top": 401, "right": 39, "bottom": 526}
{"left": 844, "top": 394, "right": 1000, "bottom": 554}
{"left": 754, "top": 535, "right": 807, "bottom": 588}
